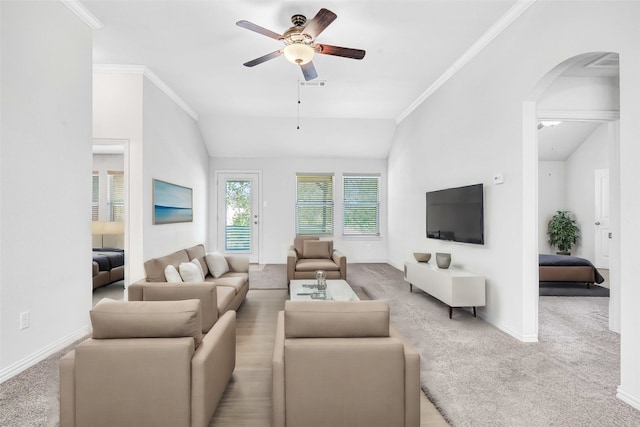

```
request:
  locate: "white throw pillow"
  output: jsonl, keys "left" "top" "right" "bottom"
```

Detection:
{"left": 164, "top": 265, "right": 183, "bottom": 283}
{"left": 191, "top": 258, "right": 205, "bottom": 278}
{"left": 179, "top": 261, "right": 204, "bottom": 282}
{"left": 205, "top": 253, "right": 229, "bottom": 278}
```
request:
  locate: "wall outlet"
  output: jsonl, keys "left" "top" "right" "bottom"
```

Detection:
{"left": 20, "top": 311, "right": 30, "bottom": 330}
{"left": 493, "top": 173, "right": 504, "bottom": 185}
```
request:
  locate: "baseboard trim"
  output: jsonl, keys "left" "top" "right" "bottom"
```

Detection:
{"left": 0, "top": 325, "right": 90, "bottom": 383}
{"left": 617, "top": 386, "right": 640, "bottom": 411}
{"left": 478, "top": 311, "right": 539, "bottom": 343}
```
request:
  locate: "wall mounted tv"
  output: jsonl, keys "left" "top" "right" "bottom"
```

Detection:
{"left": 426, "top": 183, "right": 484, "bottom": 245}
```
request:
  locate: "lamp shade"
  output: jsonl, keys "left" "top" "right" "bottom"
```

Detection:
{"left": 91, "top": 221, "right": 105, "bottom": 235}
{"left": 283, "top": 43, "right": 314, "bottom": 65}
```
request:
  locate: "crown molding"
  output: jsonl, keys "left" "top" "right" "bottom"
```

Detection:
{"left": 93, "top": 64, "right": 199, "bottom": 121}
{"left": 396, "top": 0, "right": 537, "bottom": 124}
{"left": 537, "top": 109, "right": 620, "bottom": 121}
{"left": 60, "top": 0, "right": 103, "bottom": 30}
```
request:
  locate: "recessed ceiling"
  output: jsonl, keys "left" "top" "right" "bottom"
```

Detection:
{"left": 82, "top": 1, "right": 520, "bottom": 158}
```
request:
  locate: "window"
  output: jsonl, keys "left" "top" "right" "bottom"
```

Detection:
{"left": 296, "top": 174, "right": 334, "bottom": 235}
{"left": 92, "top": 172, "right": 99, "bottom": 221}
{"left": 343, "top": 174, "right": 380, "bottom": 236}
{"left": 108, "top": 171, "right": 124, "bottom": 222}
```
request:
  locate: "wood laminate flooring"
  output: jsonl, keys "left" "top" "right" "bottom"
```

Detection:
{"left": 209, "top": 289, "right": 448, "bottom": 426}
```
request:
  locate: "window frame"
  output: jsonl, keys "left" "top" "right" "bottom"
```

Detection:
{"left": 342, "top": 173, "right": 381, "bottom": 237}
{"left": 295, "top": 173, "right": 334, "bottom": 236}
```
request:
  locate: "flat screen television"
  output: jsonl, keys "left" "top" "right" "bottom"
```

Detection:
{"left": 426, "top": 183, "right": 484, "bottom": 245}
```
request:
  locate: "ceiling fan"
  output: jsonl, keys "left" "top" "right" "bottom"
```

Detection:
{"left": 236, "top": 8, "right": 366, "bottom": 81}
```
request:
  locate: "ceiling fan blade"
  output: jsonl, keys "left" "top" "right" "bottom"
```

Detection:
{"left": 300, "top": 61, "right": 318, "bottom": 81}
{"left": 316, "top": 44, "right": 366, "bottom": 60}
{"left": 236, "top": 20, "right": 283, "bottom": 41}
{"left": 243, "top": 50, "right": 282, "bottom": 67}
{"left": 302, "top": 8, "right": 337, "bottom": 39}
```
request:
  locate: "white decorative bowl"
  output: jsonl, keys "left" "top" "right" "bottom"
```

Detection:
{"left": 413, "top": 252, "right": 431, "bottom": 263}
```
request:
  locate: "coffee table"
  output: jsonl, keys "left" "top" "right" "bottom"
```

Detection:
{"left": 289, "top": 279, "right": 359, "bottom": 301}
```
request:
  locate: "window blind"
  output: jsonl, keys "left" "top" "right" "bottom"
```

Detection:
{"left": 108, "top": 171, "right": 124, "bottom": 222}
{"left": 343, "top": 174, "right": 380, "bottom": 236}
{"left": 92, "top": 172, "right": 99, "bottom": 221}
{"left": 296, "top": 174, "right": 334, "bottom": 235}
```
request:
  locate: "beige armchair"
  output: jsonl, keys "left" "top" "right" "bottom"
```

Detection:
{"left": 59, "top": 299, "right": 236, "bottom": 427}
{"left": 287, "top": 236, "right": 347, "bottom": 287}
{"left": 272, "top": 300, "right": 420, "bottom": 427}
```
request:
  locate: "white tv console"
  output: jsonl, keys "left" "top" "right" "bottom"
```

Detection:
{"left": 404, "top": 261, "right": 486, "bottom": 319}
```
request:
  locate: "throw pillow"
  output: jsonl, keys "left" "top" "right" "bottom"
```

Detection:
{"left": 179, "top": 261, "right": 204, "bottom": 282}
{"left": 205, "top": 253, "right": 230, "bottom": 278}
{"left": 191, "top": 258, "right": 205, "bottom": 278}
{"left": 164, "top": 264, "right": 183, "bottom": 282}
{"left": 302, "top": 240, "right": 332, "bottom": 259}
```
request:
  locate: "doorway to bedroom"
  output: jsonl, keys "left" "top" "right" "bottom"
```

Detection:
{"left": 532, "top": 52, "right": 620, "bottom": 333}
{"left": 92, "top": 141, "right": 128, "bottom": 305}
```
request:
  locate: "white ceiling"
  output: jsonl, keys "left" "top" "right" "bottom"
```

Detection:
{"left": 82, "top": 0, "right": 520, "bottom": 158}
{"left": 537, "top": 121, "right": 602, "bottom": 161}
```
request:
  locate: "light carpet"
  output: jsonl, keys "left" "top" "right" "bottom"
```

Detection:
{"left": 249, "top": 264, "right": 287, "bottom": 289}
{"left": 348, "top": 263, "right": 640, "bottom": 426}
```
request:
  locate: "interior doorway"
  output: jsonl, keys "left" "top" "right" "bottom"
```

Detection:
{"left": 524, "top": 52, "right": 621, "bottom": 339}
{"left": 92, "top": 139, "right": 129, "bottom": 304}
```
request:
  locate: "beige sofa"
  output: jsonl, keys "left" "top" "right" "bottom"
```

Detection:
{"left": 272, "top": 300, "right": 420, "bottom": 427}
{"left": 60, "top": 299, "right": 236, "bottom": 427}
{"left": 129, "top": 244, "right": 249, "bottom": 316}
{"left": 287, "top": 236, "right": 347, "bottom": 287}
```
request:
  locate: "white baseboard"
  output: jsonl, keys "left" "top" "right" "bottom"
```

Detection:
{"left": 617, "top": 386, "right": 640, "bottom": 411}
{"left": 0, "top": 325, "right": 91, "bottom": 383}
{"left": 477, "top": 311, "right": 539, "bottom": 343}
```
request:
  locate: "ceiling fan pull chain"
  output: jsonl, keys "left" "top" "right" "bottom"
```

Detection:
{"left": 297, "top": 80, "right": 301, "bottom": 130}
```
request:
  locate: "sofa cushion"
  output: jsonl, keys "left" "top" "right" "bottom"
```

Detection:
{"left": 144, "top": 249, "right": 189, "bottom": 282}
{"left": 164, "top": 265, "right": 183, "bottom": 282}
{"left": 302, "top": 240, "right": 332, "bottom": 259}
{"left": 284, "top": 300, "right": 389, "bottom": 338}
{"left": 294, "top": 259, "right": 340, "bottom": 272}
{"left": 206, "top": 253, "right": 229, "bottom": 278}
{"left": 90, "top": 299, "right": 203, "bottom": 346}
{"left": 185, "top": 244, "right": 209, "bottom": 277}
{"left": 179, "top": 261, "right": 205, "bottom": 282}
{"left": 216, "top": 286, "right": 236, "bottom": 315}
{"left": 207, "top": 275, "right": 247, "bottom": 294}
{"left": 293, "top": 236, "right": 318, "bottom": 258}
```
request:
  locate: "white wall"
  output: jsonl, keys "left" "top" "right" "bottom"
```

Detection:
{"left": 93, "top": 72, "right": 144, "bottom": 283}
{"left": 93, "top": 73, "right": 209, "bottom": 282}
{"left": 0, "top": 1, "right": 93, "bottom": 379}
{"left": 565, "top": 123, "right": 609, "bottom": 260}
{"left": 538, "top": 161, "right": 565, "bottom": 253}
{"left": 209, "top": 157, "right": 387, "bottom": 264}
{"left": 142, "top": 78, "right": 209, "bottom": 264}
{"left": 387, "top": 0, "right": 640, "bottom": 408}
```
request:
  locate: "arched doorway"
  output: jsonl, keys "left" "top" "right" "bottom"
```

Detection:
{"left": 522, "top": 52, "right": 621, "bottom": 340}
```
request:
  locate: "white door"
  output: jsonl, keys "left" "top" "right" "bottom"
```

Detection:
{"left": 594, "top": 168, "right": 610, "bottom": 269}
{"left": 217, "top": 173, "right": 260, "bottom": 263}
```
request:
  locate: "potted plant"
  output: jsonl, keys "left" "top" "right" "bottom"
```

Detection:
{"left": 547, "top": 210, "right": 580, "bottom": 255}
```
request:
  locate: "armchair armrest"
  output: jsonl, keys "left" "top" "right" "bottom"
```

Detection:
{"left": 287, "top": 247, "right": 298, "bottom": 286}
{"left": 390, "top": 326, "right": 420, "bottom": 427}
{"left": 272, "top": 311, "right": 285, "bottom": 427}
{"left": 224, "top": 255, "right": 249, "bottom": 273}
{"left": 59, "top": 350, "right": 76, "bottom": 427}
{"left": 127, "top": 282, "right": 218, "bottom": 332}
{"left": 191, "top": 310, "right": 236, "bottom": 427}
{"left": 332, "top": 250, "right": 347, "bottom": 281}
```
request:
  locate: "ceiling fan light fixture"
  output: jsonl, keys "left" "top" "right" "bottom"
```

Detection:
{"left": 283, "top": 43, "right": 314, "bottom": 65}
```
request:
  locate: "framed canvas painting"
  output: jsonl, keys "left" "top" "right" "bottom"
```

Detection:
{"left": 153, "top": 179, "right": 193, "bottom": 224}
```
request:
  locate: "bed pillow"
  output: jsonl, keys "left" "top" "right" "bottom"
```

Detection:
{"left": 179, "top": 261, "right": 204, "bottom": 282}
{"left": 205, "top": 253, "right": 230, "bottom": 278}
{"left": 164, "top": 265, "right": 183, "bottom": 282}
{"left": 302, "top": 240, "right": 332, "bottom": 259}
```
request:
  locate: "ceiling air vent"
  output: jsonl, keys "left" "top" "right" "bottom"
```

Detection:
{"left": 299, "top": 80, "right": 327, "bottom": 87}
{"left": 585, "top": 53, "right": 619, "bottom": 68}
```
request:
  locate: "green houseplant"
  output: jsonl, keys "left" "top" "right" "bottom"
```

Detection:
{"left": 547, "top": 210, "right": 580, "bottom": 255}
